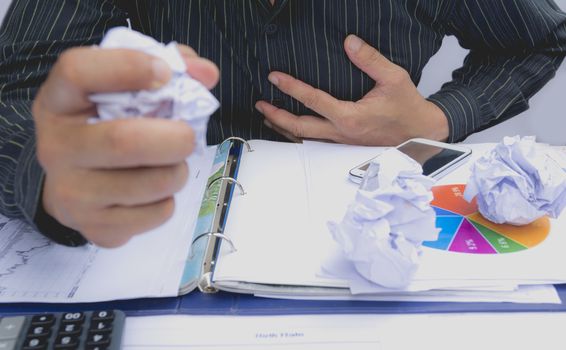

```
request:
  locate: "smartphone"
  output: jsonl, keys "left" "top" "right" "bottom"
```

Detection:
{"left": 349, "top": 138, "right": 472, "bottom": 183}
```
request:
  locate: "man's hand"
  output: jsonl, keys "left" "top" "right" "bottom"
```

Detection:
{"left": 33, "top": 45, "right": 219, "bottom": 248}
{"left": 255, "top": 35, "right": 449, "bottom": 146}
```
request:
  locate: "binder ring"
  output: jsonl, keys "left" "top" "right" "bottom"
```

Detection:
{"left": 207, "top": 176, "right": 246, "bottom": 195}
{"left": 220, "top": 137, "right": 254, "bottom": 152}
{"left": 190, "top": 231, "right": 237, "bottom": 259}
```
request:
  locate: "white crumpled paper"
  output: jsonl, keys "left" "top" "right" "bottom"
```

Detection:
{"left": 89, "top": 27, "right": 219, "bottom": 152}
{"left": 327, "top": 149, "right": 440, "bottom": 289}
{"left": 464, "top": 136, "right": 566, "bottom": 225}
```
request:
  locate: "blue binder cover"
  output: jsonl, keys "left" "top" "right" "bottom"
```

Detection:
{"left": 2, "top": 284, "right": 565, "bottom": 316}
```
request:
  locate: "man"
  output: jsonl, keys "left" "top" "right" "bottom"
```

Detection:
{"left": 0, "top": 0, "right": 564, "bottom": 247}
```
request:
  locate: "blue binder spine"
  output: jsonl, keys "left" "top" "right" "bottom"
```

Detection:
{"left": 178, "top": 137, "right": 251, "bottom": 295}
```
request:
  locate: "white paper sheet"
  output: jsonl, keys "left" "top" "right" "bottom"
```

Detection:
{"left": 257, "top": 284, "right": 560, "bottom": 304}
{"left": 123, "top": 313, "right": 566, "bottom": 350}
{"left": 212, "top": 140, "right": 342, "bottom": 287}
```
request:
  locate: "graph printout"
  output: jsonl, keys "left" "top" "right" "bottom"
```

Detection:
{"left": 0, "top": 216, "right": 98, "bottom": 301}
{"left": 424, "top": 185, "right": 550, "bottom": 255}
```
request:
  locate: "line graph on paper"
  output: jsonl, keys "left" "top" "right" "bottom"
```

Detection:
{"left": 0, "top": 216, "right": 98, "bottom": 301}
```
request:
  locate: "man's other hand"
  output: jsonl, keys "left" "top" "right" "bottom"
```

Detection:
{"left": 256, "top": 34, "right": 449, "bottom": 146}
{"left": 32, "top": 45, "right": 219, "bottom": 248}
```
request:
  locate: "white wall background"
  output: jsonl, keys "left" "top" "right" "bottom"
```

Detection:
{"left": 1, "top": 1, "right": 565, "bottom": 145}
{"left": 0, "top": 1, "right": 9, "bottom": 23}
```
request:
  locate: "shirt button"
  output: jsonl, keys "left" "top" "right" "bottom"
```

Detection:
{"left": 265, "top": 23, "right": 278, "bottom": 35}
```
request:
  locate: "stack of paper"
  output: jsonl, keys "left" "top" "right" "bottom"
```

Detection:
{"left": 212, "top": 141, "right": 566, "bottom": 303}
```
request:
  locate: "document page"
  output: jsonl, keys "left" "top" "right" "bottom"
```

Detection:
{"left": 123, "top": 313, "right": 566, "bottom": 350}
{"left": 212, "top": 140, "right": 340, "bottom": 287}
{"left": 0, "top": 148, "right": 216, "bottom": 303}
{"left": 123, "top": 315, "right": 382, "bottom": 350}
{"left": 213, "top": 140, "right": 566, "bottom": 296}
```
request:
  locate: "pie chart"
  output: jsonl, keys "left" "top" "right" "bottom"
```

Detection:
{"left": 424, "top": 184, "right": 550, "bottom": 254}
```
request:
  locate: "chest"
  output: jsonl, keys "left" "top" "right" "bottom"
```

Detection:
{"left": 128, "top": 0, "right": 449, "bottom": 98}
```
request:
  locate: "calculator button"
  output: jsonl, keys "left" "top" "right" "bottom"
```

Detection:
{"left": 61, "top": 312, "right": 85, "bottom": 324}
{"left": 0, "top": 316, "right": 25, "bottom": 340}
{"left": 85, "top": 345, "right": 108, "bottom": 350}
{"left": 22, "top": 336, "right": 48, "bottom": 349}
{"left": 86, "top": 332, "right": 111, "bottom": 346}
{"left": 60, "top": 320, "right": 83, "bottom": 332}
{"left": 54, "top": 334, "right": 79, "bottom": 348}
{"left": 30, "top": 315, "right": 55, "bottom": 326}
{"left": 0, "top": 339, "right": 16, "bottom": 350}
{"left": 27, "top": 325, "right": 51, "bottom": 338}
{"left": 58, "top": 323, "right": 82, "bottom": 336}
{"left": 91, "top": 311, "right": 114, "bottom": 321}
{"left": 89, "top": 321, "right": 113, "bottom": 332}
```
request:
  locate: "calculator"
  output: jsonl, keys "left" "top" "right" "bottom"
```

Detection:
{"left": 0, "top": 310, "right": 125, "bottom": 350}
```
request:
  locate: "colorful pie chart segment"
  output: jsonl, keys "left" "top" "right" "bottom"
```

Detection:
{"left": 424, "top": 184, "right": 550, "bottom": 254}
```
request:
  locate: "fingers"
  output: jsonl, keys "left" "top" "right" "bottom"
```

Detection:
{"left": 177, "top": 44, "right": 198, "bottom": 58}
{"left": 37, "top": 118, "right": 195, "bottom": 169}
{"left": 42, "top": 162, "right": 188, "bottom": 248}
{"left": 344, "top": 34, "right": 398, "bottom": 83}
{"left": 185, "top": 57, "right": 220, "bottom": 90}
{"left": 41, "top": 47, "right": 172, "bottom": 114}
{"left": 256, "top": 101, "right": 338, "bottom": 140}
{"left": 81, "top": 198, "right": 176, "bottom": 248}
{"left": 80, "top": 162, "right": 189, "bottom": 207}
{"left": 267, "top": 72, "right": 350, "bottom": 121}
{"left": 263, "top": 119, "right": 302, "bottom": 143}
{"left": 177, "top": 44, "right": 219, "bottom": 90}
{"left": 39, "top": 45, "right": 220, "bottom": 117}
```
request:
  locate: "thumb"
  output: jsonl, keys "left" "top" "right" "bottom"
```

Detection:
{"left": 344, "top": 34, "right": 397, "bottom": 83}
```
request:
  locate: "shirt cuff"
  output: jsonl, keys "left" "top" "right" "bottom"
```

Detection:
{"left": 15, "top": 136, "right": 87, "bottom": 247}
{"left": 427, "top": 83, "right": 481, "bottom": 143}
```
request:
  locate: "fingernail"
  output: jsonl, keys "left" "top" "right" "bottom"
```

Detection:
{"left": 268, "top": 74, "right": 279, "bottom": 86}
{"left": 151, "top": 58, "right": 171, "bottom": 88}
{"left": 255, "top": 102, "right": 264, "bottom": 113}
{"left": 347, "top": 35, "right": 363, "bottom": 53}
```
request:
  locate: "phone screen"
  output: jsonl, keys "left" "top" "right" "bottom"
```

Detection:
{"left": 357, "top": 142, "right": 466, "bottom": 176}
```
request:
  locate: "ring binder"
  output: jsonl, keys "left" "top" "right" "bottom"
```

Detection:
{"left": 182, "top": 137, "right": 251, "bottom": 294}
{"left": 207, "top": 176, "right": 246, "bottom": 195}
{"left": 190, "top": 232, "right": 237, "bottom": 259}
{"left": 197, "top": 272, "right": 215, "bottom": 293}
{"left": 220, "top": 136, "right": 254, "bottom": 152}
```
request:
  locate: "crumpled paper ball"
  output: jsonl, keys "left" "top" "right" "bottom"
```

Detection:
{"left": 464, "top": 136, "right": 566, "bottom": 225}
{"left": 328, "top": 148, "right": 439, "bottom": 289}
{"left": 89, "top": 27, "right": 219, "bottom": 152}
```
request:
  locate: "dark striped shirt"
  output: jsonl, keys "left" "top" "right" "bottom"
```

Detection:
{"left": 0, "top": 0, "right": 565, "bottom": 244}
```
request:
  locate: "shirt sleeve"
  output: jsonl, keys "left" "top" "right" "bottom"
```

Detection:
{"left": 0, "top": 0, "right": 128, "bottom": 245}
{"left": 428, "top": 0, "right": 566, "bottom": 142}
